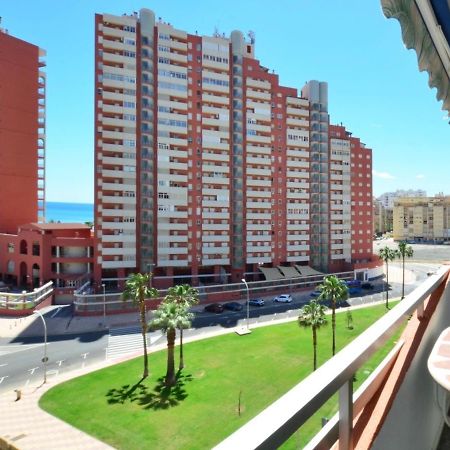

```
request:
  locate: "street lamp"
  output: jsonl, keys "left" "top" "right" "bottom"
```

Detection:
{"left": 241, "top": 278, "right": 250, "bottom": 331}
{"left": 33, "top": 309, "right": 48, "bottom": 384}
{"left": 102, "top": 283, "right": 106, "bottom": 325}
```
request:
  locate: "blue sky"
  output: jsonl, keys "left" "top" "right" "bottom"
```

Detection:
{"left": 2, "top": 1, "right": 448, "bottom": 203}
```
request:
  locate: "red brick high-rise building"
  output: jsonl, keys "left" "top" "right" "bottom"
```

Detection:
{"left": 93, "top": 9, "right": 374, "bottom": 286}
{"left": 0, "top": 27, "right": 46, "bottom": 232}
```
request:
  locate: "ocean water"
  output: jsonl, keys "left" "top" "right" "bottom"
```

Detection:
{"left": 45, "top": 202, "right": 94, "bottom": 224}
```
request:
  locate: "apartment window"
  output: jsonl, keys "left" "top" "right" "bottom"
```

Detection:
{"left": 7, "top": 243, "right": 14, "bottom": 253}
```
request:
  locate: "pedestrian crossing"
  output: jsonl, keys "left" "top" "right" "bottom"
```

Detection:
{"left": 106, "top": 326, "right": 162, "bottom": 360}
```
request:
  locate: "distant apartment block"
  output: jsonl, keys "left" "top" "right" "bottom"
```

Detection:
{"left": 93, "top": 9, "right": 374, "bottom": 286}
{"left": 0, "top": 28, "right": 46, "bottom": 231}
{"left": 393, "top": 195, "right": 450, "bottom": 242}
{"left": 373, "top": 197, "right": 393, "bottom": 234}
{"left": 378, "top": 189, "right": 426, "bottom": 210}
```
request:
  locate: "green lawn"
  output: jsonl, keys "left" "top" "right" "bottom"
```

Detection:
{"left": 40, "top": 303, "right": 404, "bottom": 449}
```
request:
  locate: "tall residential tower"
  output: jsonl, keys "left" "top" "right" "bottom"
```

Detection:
{"left": 94, "top": 9, "right": 373, "bottom": 285}
{"left": 0, "top": 28, "right": 46, "bottom": 232}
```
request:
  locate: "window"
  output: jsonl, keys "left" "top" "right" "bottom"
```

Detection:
{"left": 7, "top": 243, "right": 14, "bottom": 253}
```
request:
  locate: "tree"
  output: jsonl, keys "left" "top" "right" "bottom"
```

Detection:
{"left": 150, "top": 301, "right": 183, "bottom": 387}
{"left": 378, "top": 246, "right": 397, "bottom": 309}
{"left": 317, "top": 275, "right": 348, "bottom": 356}
{"left": 164, "top": 284, "right": 199, "bottom": 370}
{"left": 122, "top": 273, "right": 158, "bottom": 379}
{"left": 298, "top": 299, "right": 327, "bottom": 370}
{"left": 397, "top": 241, "right": 413, "bottom": 299}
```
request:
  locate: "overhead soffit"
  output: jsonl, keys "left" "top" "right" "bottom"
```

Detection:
{"left": 381, "top": 0, "right": 450, "bottom": 115}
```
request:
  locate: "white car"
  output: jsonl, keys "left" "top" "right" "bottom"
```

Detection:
{"left": 273, "top": 294, "right": 292, "bottom": 303}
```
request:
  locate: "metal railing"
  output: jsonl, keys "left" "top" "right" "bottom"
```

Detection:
{"left": 214, "top": 266, "right": 450, "bottom": 450}
{"left": 72, "top": 271, "right": 356, "bottom": 314}
{"left": 0, "top": 282, "right": 54, "bottom": 311}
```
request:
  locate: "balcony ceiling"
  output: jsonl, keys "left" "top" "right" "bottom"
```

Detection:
{"left": 381, "top": 0, "right": 450, "bottom": 115}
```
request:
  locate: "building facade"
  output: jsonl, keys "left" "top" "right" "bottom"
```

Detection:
{"left": 93, "top": 9, "right": 374, "bottom": 286}
{"left": 0, "top": 223, "right": 94, "bottom": 302}
{"left": 378, "top": 189, "right": 426, "bottom": 210}
{"left": 373, "top": 197, "right": 393, "bottom": 234}
{"left": 393, "top": 195, "right": 450, "bottom": 242}
{"left": 0, "top": 28, "right": 46, "bottom": 232}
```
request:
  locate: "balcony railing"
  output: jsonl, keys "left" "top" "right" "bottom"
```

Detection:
{"left": 215, "top": 266, "right": 450, "bottom": 450}
{"left": 0, "top": 282, "right": 54, "bottom": 312}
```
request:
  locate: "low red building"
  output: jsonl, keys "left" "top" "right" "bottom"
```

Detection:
{"left": 0, "top": 223, "right": 94, "bottom": 303}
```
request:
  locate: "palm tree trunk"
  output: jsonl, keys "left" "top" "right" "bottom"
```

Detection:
{"left": 140, "top": 300, "right": 149, "bottom": 378}
{"left": 385, "top": 261, "right": 389, "bottom": 309}
{"left": 313, "top": 327, "right": 317, "bottom": 371}
{"left": 332, "top": 302, "right": 336, "bottom": 356}
{"left": 179, "top": 327, "right": 184, "bottom": 371}
{"left": 401, "top": 254, "right": 405, "bottom": 299}
{"left": 166, "top": 328, "right": 176, "bottom": 387}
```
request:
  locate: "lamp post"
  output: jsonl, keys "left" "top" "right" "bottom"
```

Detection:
{"left": 241, "top": 278, "right": 250, "bottom": 331}
{"left": 102, "top": 283, "right": 106, "bottom": 325}
{"left": 33, "top": 309, "right": 47, "bottom": 384}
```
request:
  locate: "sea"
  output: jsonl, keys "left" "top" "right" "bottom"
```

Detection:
{"left": 45, "top": 202, "right": 94, "bottom": 224}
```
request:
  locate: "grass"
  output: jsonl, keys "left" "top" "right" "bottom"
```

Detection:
{"left": 40, "top": 302, "right": 404, "bottom": 449}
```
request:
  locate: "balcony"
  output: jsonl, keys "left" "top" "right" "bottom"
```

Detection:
{"left": 216, "top": 267, "right": 450, "bottom": 450}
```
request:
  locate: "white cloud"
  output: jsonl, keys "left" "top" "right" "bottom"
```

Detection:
{"left": 416, "top": 174, "right": 425, "bottom": 179}
{"left": 373, "top": 170, "right": 395, "bottom": 180}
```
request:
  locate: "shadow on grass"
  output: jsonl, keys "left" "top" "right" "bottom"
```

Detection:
{"left": 106, "top": 371, "right": 193, "bottom": 410}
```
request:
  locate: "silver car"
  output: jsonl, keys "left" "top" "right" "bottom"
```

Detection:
{"left": 273, "top": 294, "right": 292, "bottom": 303}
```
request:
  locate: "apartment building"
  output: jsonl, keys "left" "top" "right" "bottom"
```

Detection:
{"left": 329, "top": 125, "right": 373, "bottom": 268}
{"left": 378, "top": 189, "right": 426, "bottom": 209}
{"left": 0, "top": 28, "right": 46, "bottom": 232}
{"left": 93, "top": 9, "right": 374, "bottom": 285}
{"left": 373, "top": 197, "right": 394, "bottom": 234}
{"left": 0, "top": 223, "right": 94, "bottom": 302}
{"left": 393, "top": 195, "right": 450, "bottom": 242}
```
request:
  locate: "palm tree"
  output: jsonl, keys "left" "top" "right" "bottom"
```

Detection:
{"left": 298, "top": 300, "right": 327, "bottom": 370}
{"left": 150, "top": 301, "right": 181, "bottom": 387}
{"left": 378, "top": 246, "right": 397, "bottom": 309}
{"left": 397, "top": 241, "right": 413, "bottom": 299}
{"left": 122, "top": 273, "right": 158, "bottom": 378}
{"left": 164, "top": 284, "right": 199, "bottom": 370}
{"left": 317, "top": 275, "right": 348, "bottom": 356}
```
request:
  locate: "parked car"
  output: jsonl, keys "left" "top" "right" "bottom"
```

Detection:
{"left": 223, "top": 301, "right": 243, "bottom": 311}
{"left": 310, "top": 290, "right": 322, "bottom": 298}
{"left": 361, "top": 282, "right": 374, "bottom": 289}
{"left": 204, "top": 303, "right": 224, "bottom": 313}
{"left": 248, "top": 298, "right": 265, "bottom": 307}
{"left": 273, "top": 294, "right": 292, "bottom": 303}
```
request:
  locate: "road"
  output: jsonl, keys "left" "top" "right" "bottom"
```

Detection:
{"left": 0, "top": 260, "right": 440, "bottom": 395}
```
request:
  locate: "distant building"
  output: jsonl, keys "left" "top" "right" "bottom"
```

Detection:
{"left": 93, "top": 8, "right": 375, "bottom": 287}
{"left": 0, "top": 28, "right": 46, "bottom": 232}
{"left": 393, "top": 195, "right": 450, "bottom": 242}
{"left": 378, "top": 190, "right": 427, "bottom": 210}
{"left": 373, "top": 198, "right": 393, "bottom": 234}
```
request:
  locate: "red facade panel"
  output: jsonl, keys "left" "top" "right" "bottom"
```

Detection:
{"left": 0, "top": 32, "right": 40, "bottom": 233}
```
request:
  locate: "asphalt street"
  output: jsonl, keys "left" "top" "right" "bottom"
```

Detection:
{"left": 1, "top": 258, "right": 439, "bottom": 395}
